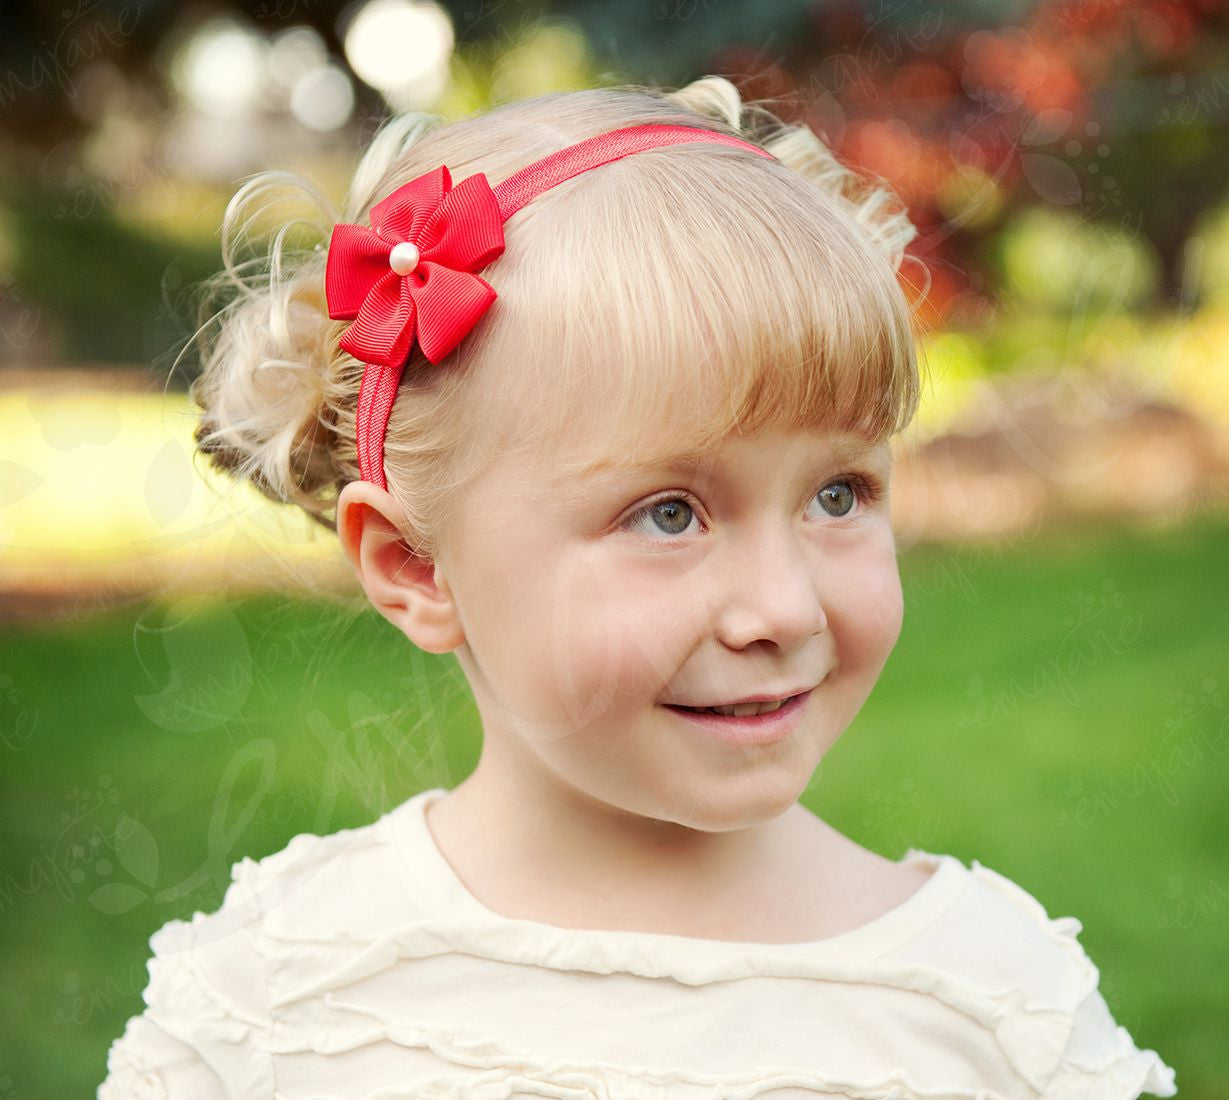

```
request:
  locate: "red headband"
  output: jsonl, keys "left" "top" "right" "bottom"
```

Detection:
{"left": 324, "top": 123, "right": 775, "bottom": 490}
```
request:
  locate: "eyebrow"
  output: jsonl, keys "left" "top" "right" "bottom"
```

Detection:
{"left": 564, "top": 436, "right": 891, "bottom": 484}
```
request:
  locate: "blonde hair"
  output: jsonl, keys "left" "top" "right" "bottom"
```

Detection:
{"left": 189, "top": 76, "right": 926, "bottom": 565}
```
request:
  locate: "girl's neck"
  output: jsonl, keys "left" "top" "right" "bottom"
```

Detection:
{"left": 422, "top": 773, "right": 919, "bottom": 943}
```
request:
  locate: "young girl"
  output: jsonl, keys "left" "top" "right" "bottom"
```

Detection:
{"left": 100, "top": 77, "right": 1177, "bottom": 1098}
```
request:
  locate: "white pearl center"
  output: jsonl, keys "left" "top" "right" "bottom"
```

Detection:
{"left": 388, "top": 241, "right": 420, "bottom": 275}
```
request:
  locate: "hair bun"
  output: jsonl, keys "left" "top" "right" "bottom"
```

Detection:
{"left": 188, "top": 173, "right": 365, "bottom": 532}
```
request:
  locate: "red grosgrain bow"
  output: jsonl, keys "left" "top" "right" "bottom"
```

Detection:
{"left": 325, "top": 166, "right": 505, "bottom": 368}
{"left": 325, "top": 124, "right": 775, "bottom": 489}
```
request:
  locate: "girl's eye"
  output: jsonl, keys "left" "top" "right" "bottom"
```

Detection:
{"left": 619, "top": 473, "right": 883, "bottom": 541}
{"left": 810, "top": 473, "right": 885, "bottom": 517}
{"left": 622, "top": 495, "right": 701, "bottom": 540}
{"left": 815, "top": 475, "right": 867, "bottom": 518}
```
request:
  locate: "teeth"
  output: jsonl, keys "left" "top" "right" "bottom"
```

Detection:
{"left": 704, "top": 698, "right": 788, "bottom": 717}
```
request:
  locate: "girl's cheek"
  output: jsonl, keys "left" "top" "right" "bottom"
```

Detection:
{"left": 826, "top": 535, "right": 902, "bottom": 644}
{"left": 528, "top": 555, "right": 643, "bottom": 724}
{"left": 852, "top": 563, "right": 905, "bottom": 653}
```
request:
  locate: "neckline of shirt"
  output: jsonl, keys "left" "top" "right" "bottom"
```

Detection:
{"left": 384, "top": 787, "right": 970, "bottom": 961}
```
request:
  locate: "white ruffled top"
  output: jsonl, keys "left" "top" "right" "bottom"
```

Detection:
{"left": 99, "top": 787, "right": 1178, "bottom": 1099}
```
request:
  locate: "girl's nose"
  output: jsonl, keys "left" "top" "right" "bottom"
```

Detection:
{"left": 712, "top": 529, "right": 828, "bottom": 651}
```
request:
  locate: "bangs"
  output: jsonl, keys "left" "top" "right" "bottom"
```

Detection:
{"left": 462, "top": 141, "right": 921, "bottom": 485}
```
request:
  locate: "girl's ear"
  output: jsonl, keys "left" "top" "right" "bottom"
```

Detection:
{"left": 336, "top": 480, "right": 466, "bottom": 654}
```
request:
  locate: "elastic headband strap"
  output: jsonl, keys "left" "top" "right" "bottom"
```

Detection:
{"left": 493, "top": 124, "right": 772, "bottom": 220}
{"left": 326, "top": 123, "right": 774, "bottom": 490}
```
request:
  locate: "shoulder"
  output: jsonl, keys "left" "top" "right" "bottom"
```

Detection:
{"left": 99, "top": 805, "right": 421, "bottom": 1096}
{"left": 905, "top": 851, "right": 1178, "bottom": 1099}
{"left": 143, "top": 804, "right": 421, "bottom": 954}
{"left": 215, "top": 804, "right": 426, "bottom": 939}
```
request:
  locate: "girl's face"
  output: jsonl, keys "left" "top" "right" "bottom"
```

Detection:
{"left": 442, "top": 421, "right": 903, "bottom": 833}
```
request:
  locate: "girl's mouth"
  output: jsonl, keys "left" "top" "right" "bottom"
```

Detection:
{"left": 662, "top": 689, "right": 814, "bottom": 745}
{"left": 672, "top": 697, "right": 793, "bottom": 717}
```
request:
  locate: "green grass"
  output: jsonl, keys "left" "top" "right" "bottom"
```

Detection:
{"left": 2, "top": 511, "right": 1225, "bottom": 1097}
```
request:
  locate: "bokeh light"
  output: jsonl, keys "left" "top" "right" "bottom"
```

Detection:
{"left": 999, "top": 207, "right": 1159, "bottom": 310}
{"left": 291, "top": 64, "right": 355, "bottom": 131}
{"left": 342, "top": 0, "right": 454, "bottom": 111}
{"left": 170, "top": 17, "right": 266, "bottom": 117}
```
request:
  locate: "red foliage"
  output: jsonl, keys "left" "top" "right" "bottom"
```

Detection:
{"left": 720, "top": 0, "right": 1224, "bottom": 322}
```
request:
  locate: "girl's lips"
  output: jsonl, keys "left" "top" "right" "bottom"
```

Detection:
{"left": 662, "top": 688, "right": 814, "bottom": 745}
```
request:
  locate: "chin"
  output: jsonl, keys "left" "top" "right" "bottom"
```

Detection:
{"left": 663, "top": 779, "right": 809, "bottom": 834}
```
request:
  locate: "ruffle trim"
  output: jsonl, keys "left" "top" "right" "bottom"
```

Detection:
{"left": 98, "top": 994, "right": 275, "bottom": 1100}
{"left": 98, "top": 1017, "right": 172, "bottom": 1100}
{"left": 102, "top": 818, "right": 1178, "bottom": 1100}
{"left": 262, "top": 999, "right": 1022, "bottom": 1099}
{"left": 98, "top": 849, "right": 279, "bottom": 1097}
{"left": 967, "top": 861, "right": 1177, "bottom": 1098}
{"left": 245, "top": 913, "right": 1079, "bottom": 1096}
{"left": 1041, "top": 1038, "right": 1178, "bottom": 1100}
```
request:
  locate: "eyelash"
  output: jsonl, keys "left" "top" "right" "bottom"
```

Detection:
{"left": 618, "top": 472, "right": 885, "bottom": 542}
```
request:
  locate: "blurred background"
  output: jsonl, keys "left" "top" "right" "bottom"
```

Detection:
{"left": 1, "top": 0, "right": 1226, "bottom": 1095}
